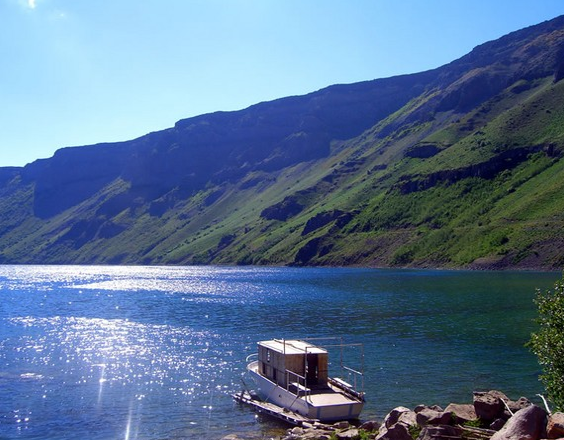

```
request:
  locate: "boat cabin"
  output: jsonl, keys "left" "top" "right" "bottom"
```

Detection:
{"left": 257, "top": 339, "right": 328, "bottom": 389}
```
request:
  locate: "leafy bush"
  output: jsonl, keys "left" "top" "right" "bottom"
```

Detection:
{"left": 528, "top": 277, "right": 564, "bottom": 411}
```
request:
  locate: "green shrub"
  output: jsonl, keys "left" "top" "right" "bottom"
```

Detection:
{"left": 528, "top": 277, "right": 564, "bottom": 411}
{"left": 463, "top": 418, "right": 485, "bottom": 428}
{"left": 408, "top": 424, "right": 422, "bottom": 439}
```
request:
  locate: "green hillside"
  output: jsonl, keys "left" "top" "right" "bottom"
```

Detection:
{"left": 1, "top": 16, "right": 564, "bottom": 269}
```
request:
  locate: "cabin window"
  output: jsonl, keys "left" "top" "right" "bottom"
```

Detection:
{"left": 266, "top": 349, "right": 271, "bottom": 362}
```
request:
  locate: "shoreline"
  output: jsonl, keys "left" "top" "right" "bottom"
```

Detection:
{"left": 224, "top": 390, "right": 563, "bottom": 440}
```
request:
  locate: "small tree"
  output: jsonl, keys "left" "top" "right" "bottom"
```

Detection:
{"left": 529, "top": 277, "right": 564, "bottom": 411}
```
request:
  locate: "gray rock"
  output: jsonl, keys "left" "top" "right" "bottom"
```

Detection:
{"left": 290, "top": 426, "right": 305, "bottom": 436}
{"left": 360, "top": 420, "right": 381, "bottom": 432}
{"left": 418, "top": 425, "right": 463, "bottom": 440}
{"left": 500, "top": 397, "right": 532, "bottom": 420}
{"left": 336, "top": 428, "right": 360, "bottom": 439}
{"left": 474, "top": 390, "right": 509, "bottom": 422}
{"left": 398, "top": 411, "right": 417, "bottom": 427}
{"left": 282, "top": 426, "right": 333, "bottom": 440}
{"left": 378, "top": 406, "right": 418, "bottom": 440}
{"left": 506, "top": 397, "right": 532, "bottom": 414}
{"left": 304, "top": 431, "right": 332, "bottom": 440}
{"left": 384, "top": 407, "right": 412, "bottom": 428}
{"left": 375, "top": 421, "right": 413, "bottom": 440}
{"left": 333, "top": 421, "right": 350, "bottom": 430}
{"left": 547, "top": 412, "right": 564, "bottom": 439}
{"left": 490, "top": 418, "right": 506, "bottom": 431}
{"left": 490, "top": 404, "right": 547, "bottom": 440}
{"left": 415, "top": 404, "right": 443, "bottom": 413}
{"left": 445, "top": 403, "right": 477, "bottom": 425}
{"left": 415, "top": 407, "right": 452, "bottom": 426}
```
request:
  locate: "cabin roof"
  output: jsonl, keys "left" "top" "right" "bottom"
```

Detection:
{"left": 258, "top": 339, "right": 327, "bottom": 355}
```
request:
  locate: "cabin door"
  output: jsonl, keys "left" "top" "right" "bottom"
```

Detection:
{"left": 306, "top": 354, "right": 319, "bottom": 385}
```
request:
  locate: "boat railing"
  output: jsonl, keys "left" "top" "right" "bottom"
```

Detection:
{"left": 329, "top": 368, "right": 365, "bottom": 402}
{"left": 286, "top": 369, "right": 310, "bottom": 398}
{"left": 312, "top": 339, "right": 365, "bottom": 398}
{"left": 245, "top": 353, "right": 258, "bottom": 363}
{"left": 342, "top": 365, "right": 363, "bottom": 391}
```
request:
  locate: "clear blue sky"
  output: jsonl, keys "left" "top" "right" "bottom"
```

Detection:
{"left": 1, "top": 0, "right": 563, "bottom": 167}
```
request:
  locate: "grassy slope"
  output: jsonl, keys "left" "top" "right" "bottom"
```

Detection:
{"left": 333, "top": 77, "right": 564, "bottom": 269}
{"left": 1, "top": 73, "right": 563, "bottom": 269}
{"left": 201, "top": 74, "right": 564, "bottom": 269}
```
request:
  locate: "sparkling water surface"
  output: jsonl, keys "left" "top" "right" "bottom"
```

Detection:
{"left": 0, "top": 265, "right": 559, "bottom": 439}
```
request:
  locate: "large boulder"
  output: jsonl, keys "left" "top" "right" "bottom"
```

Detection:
{"left": 375, "top": 421, "right": 413, "bottom": 440}
{"left": 505, "top": 397, "right": 532, "bottom": 416}
{"left": 490, "top": 405, "right": 547, "bottom": 440}
{"left": 383, "top": 407, "right": 413, "bottom": 429}
{"left": 445, "top": 403, "right": 478, "bottom": 425}
{"left": 377, "top": 407, "right": 418, "bottom": 440}
{"left": 398, "top": 410, "right": 418, "bottom": 428}
{"left": 547, "top": 412, "right": 564, "bottom": 439}
{"left": 473, "top": 390, "right": 510, "bottom": 422}
{"left": 415, "top": 407, "right": 452, "bottom": 426}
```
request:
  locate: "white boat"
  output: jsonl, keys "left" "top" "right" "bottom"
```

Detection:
{"left": 244, "top": 338, "right": 365, "bottom": 422}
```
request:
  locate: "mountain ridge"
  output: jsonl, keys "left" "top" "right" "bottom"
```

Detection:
{"left": 2, "top": 15, "right": 564, "bottom": 269}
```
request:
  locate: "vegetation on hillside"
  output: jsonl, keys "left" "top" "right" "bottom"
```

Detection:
{"left": 0, "top": 16, "right": 564, "bottom": 268}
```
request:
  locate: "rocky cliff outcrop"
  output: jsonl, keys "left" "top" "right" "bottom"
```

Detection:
{"left": 398, "top": 145, "right": 561, "bottom": 194}
{"left": 22, "top": 73, "right": 431, "bottom": 221}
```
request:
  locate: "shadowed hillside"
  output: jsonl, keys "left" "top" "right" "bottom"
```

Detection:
{"left": 1, "top": 15, "right": 564, "bottom": 269}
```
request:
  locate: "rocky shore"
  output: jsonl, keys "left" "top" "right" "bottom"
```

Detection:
{"left": 223, "top": 390, "right": 564, "bottom": 440}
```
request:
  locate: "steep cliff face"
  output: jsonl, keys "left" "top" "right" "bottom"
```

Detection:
{"left": 20, "top": 71, "right": 433, "bottom": 220}
{"left": 2, "top": 15, "right": 564, "bottom": 268}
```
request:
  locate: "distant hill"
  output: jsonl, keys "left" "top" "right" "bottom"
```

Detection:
{"left": 2, "top": 15, "right": 564, "bottom": 269}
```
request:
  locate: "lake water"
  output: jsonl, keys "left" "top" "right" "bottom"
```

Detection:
{"left": 0, "top": 265, "right": 559, "bottom": 439}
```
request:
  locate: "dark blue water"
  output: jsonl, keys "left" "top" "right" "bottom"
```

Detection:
{"left": 0, "top": 265, "right": 559, "bottom": 439}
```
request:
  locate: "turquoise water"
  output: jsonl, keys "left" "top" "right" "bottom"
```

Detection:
{"left": 0, "top": 265, "right": 559, "bottom": 439}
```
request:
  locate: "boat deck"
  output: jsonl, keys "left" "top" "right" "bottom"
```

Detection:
{"left": 302, "top": 383, "right": 360, "bottom": 406}
{"left": 307, "top": 391, "right": 356, "bottom": 406}
{"left": 233, "top": 391, "right": 316, "bottom": 426}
